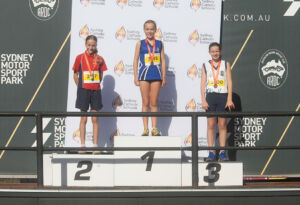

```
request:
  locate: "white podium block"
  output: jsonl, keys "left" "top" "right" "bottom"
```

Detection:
{"left": 45, "top": 154, "right": 114, "bottom": 187}
{"left": 182, "top": 161, "right": 243, "bottom": 186}
{"left": 114, "top": 136, "right": 182, "bottom": 186}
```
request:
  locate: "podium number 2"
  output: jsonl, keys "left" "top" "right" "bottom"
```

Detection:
{"left": 74, "top": 161, "right": 93, "bottom": 180}
{"left": 141, "top": 151, "right": 155, "bottom": 171}
{"left": 204, "top": 163, "right": 221, "bottom": 183}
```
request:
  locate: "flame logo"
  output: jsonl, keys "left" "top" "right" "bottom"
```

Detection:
{"left": 113, "top": 95, "right": 123, "bottom": 111}
{"left": 153, "top": 0, "right": 164, "bottom": 10}
{"left": 155, "top": 28, "right": 163, "bottom": 41}
{"left": 187, "top": 64, "right": 198, "bottom": 80}
{"left": 189, "top": 30, "right": 199, "bottom": 46}
{"left": 185, "top": 133, "right": 192, "bottom": 146}
{"left": 80, "top": 0, "right": 90, "bottom": 7}
{"left": 73, "top": 129, "right": 81, "bottom": 144}
{"left": 185, "top": 99, "right": 196, "bottom": 112}
{"left": 190, "top": 0, "right": 200, "bottom": 11}
{"left": 115, "top": 26, "right": 126, "bottom": 42}
{"left": 114, "top": 60, "right": 125, "bottom": 77}
{"left": 79, "top": 24, "right": 89, "bottom": 39}
{"left": 117, "top": 0, "right": 127, "bottom": 8}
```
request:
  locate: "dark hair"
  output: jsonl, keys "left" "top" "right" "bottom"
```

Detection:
{"left": 209, "top": 42, "right": 221, "bottom": 51}
{"left": 144, "top": 20, "right": 157, "bottom": 30}
{"left": 85, "top": 35, "right": 97, "bottom": 43}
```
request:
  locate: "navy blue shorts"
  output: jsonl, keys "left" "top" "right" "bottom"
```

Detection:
{"left": 75, "top": 88, "right": 103, "bottom": 111}
{"left": 206, "top": 93, "right": 228, "bottom": 113}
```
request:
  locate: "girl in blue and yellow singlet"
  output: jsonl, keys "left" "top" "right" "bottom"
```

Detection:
{"left": 133, "top": 20, "right": 166, "bottom": 136}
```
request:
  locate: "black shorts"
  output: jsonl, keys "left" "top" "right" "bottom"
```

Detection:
{"left": 206, "top": 92, "right": 228, "bottom": 113}
{"left": 75, "top": 88, "right": 103, "bottom": 111}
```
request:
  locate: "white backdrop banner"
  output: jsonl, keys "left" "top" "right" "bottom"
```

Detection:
{"left": 65, "top": 0, "right": 222, "bottom": 157}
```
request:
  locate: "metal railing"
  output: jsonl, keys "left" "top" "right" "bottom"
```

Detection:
{"left": 1, "top": 111, "right": 300, "bottom": 188}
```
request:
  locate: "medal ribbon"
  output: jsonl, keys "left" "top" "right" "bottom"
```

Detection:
{"left": 211, "top": 60, "right": 221, "bottom": 86}
{"left": 145, "top": 38, "right": 156, "bottom": 65}
{"left": 84, "top": 52, "right": 98, "bottom": 79}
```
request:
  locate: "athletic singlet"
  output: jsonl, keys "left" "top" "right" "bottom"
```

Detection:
{"left": 203, "top": 60, "right": 228, "bottom": 93}
{"left": 138, "top": 39, "right": 162, "bottom": 81}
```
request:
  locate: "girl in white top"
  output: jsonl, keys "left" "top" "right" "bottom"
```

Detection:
{"left": 201, "top": 42, "right": 235, "bottom": 161}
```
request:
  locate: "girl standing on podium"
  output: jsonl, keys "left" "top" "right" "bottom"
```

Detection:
{"left": 201, "top": 42, "right": 235, "bottom": 161}
{"left": 133, "top": 20, "right": 166, "bottom": 136}
{"left": 73, "top": 35, "right": 108, "bottom": 153}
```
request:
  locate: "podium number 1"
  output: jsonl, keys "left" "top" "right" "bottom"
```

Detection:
{"left": 141, "top": 151, "right": 155, "bottom": 171}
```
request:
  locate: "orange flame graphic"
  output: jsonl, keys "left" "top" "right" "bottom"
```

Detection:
{"left": 190, "top": 0, "right": 200, "bottom": 11}
{"left": 73, "top": 129, "right": 81, "bottom": 144}
{"left": 80, "top": 0, "right": 90, "bottom": 7}
{"left": 113, "top": 95, "right": 123, "bottom": 107}
{"left": 185, "top": 99, "right": 196, "bottom": 111}
{"left": 114, "top": 60, "right": 124, "bottom": 77}
{"left": 189, "top": 30, "right": 199, "bottom": 46}
{"left": 117, "top": 0, "right": 127, "bottom": 8}
{"left": 115, "top": 26, "right": 126, "bottom": 42}
{"left": 187, "top": 64, "right": 198, "bottom": 80}
{"left": 153, "top": 0, "right": 164, "bottom": 9}
{"left": 155, "top": 28, "right": 163, "bottom": 40}
{"left": 185, "top": 133, "right": 192, "bottom": 145}
{"left": 79, "top": 24, "right": 89, "bottom": 39}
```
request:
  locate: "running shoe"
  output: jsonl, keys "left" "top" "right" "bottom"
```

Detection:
{"left": 151, "top": 128, "right": 161, "bottom": 136}
{"left": 218, "top": 151, "right": 229, "bottom": 162}
{"left": 92, "top": 145, "right": 101, "bottom": 155}
{"left": 78, "top": 145, "right": 86, "bottom": 154}
{"left": 141, "top": 128, "right": 149, "bottom": 136}
{"left": 205, "top": 152, "right": 216, "bottom": 162}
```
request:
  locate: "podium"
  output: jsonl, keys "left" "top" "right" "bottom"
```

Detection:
{"left": 44, "top": 136, "right": 243, "bottom": 187}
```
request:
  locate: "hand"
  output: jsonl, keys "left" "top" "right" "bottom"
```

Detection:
{"left": 202, "top": 100, "right": 209, "bottom": 110}
{"left": 134, "top": 78, "right": 140, "bottom": 86}
{"left": 225, "top": 100, "right": 235, "bottom": 111}
{"left": 161, "top": 77, "right": 166, "bottom": 87}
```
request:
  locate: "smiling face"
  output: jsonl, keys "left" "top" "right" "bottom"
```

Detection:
{"left": 209, "top": 45, "right": 221, "bottom": 62}
{"left": 144, "top": 22, "right": 156, "bottom": 40}
{"left": 85, "top": 39, "right": 97, "bottom": 54}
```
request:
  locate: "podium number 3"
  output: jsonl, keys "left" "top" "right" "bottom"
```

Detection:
{"left": 74, "top": 161, "right": 93, "bottom": 180}
{"left": 141, "top": 151, "right": 155, "bottom": 171}
{"left": 204, "top": 163, "right": 221, "bottom": 183}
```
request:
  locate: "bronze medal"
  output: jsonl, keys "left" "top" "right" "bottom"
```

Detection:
{"left": 214, "top": 84, "right": 218, "bottom": 88}
{"left": 150, "top": 61, "right": 154, "bottom": 66}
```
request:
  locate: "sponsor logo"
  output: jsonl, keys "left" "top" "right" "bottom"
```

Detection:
{"left": 190, "top": 0, "right": 200, "bottom": 11}
{"left": 114, "top": 60, "right": 125, "bottom": 77}
{"left": 185, "top": 99, "right": 196, "bottom": 112}
{"left": 29, "top": 0, "right": 59, "bottom": 21}
{"left": 80, "top": 0, "right": 105, "bottom": 6}
{"left": 79, "top": 24, "right": 89, "bottom": 39}
{"left": 184, "top": 133, "right": 192, "bottom": 146}
{"left": 155, "top": 28, "right": 163, "bottom": 40}
{"left": 116, "top": 0, "right": 127, "bottom": 8}
{"left": 187, "top": 64, "right": 198, "bottom": 80}
{"left": 115, "top": 26, "right": 126, "bottom": 42}
{"left": 258, "top": 49, "right": 288, "bottom": 89}
{"left": 284, "top": 0, "right": 300, "bottom": 16}
{"left": 80, "top": 0, "right": 90, "bottom": 7}
{"left": 233, "top": 117, "right": 267, "bottom": 147}
{"left": 185, "top": 98, "right": 203, "bottom": 112}
{"left": 189, "top": 30, "right": 199, "bottom": 46}
{"left": 153, "top": 0, "right": 164, "bottom": 9}
{"left": 112, "top": 95, "right": 123, "bottom": 111}
{"left": 79, "top": 24, "right": 105, "bottom": 40}
{"left": 0, "top": 53, "right": 34, "bottom": 85}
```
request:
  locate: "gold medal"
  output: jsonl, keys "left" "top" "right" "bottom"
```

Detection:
{"left": 214, "top": 84, "right": 218, "bottom": 88}
{"left": 145, "top": 38, "right": 156, "bottom": 67}
{"left": 150, "top": 62, "right": 154, "bottom": 66}
{"left": 211, "top": 60, "right": 221, "bottom": 89}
